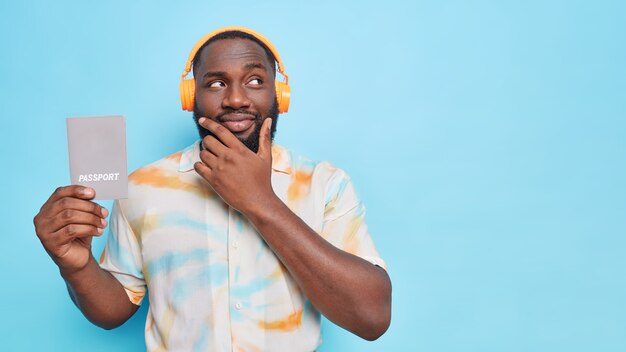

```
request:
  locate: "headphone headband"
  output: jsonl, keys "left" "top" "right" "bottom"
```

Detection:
{"left": 181, "top": 26, "right": 287, "bottom": 82}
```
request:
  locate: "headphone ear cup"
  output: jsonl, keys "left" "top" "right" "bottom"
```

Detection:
{"left": 275, "top": 81, "right": 290, "bottom": 113}
{"left": 180, "top": 79, "right": 196, "bottom": 112}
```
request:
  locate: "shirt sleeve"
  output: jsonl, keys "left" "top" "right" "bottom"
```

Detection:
{"left": 320, "top": 167, "right": 387, "bottom": 270}
{"left": 99, "top": 199, "right": 147, "bottom": 305}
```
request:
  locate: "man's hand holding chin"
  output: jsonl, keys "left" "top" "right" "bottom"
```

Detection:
{"left": 194, "top": 117, "right": 277, "bottom": 216}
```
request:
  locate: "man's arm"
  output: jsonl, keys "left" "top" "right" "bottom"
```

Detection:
{"left": 194, "top": 118, "right": 392, "bottom": 340}
{"left": 246, "top": 196, "right": 392, "bottom": 340}
{"left": 34, "top": 186, "right": 139, "bottom": 329}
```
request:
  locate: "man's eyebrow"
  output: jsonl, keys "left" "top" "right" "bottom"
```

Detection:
{"left": 245, "top": 63, "right": 267, "bottom": 71}
{"left": 201, "top": 64, "right": 266, "bottom": 80}
{"left": 202, "top": 71, "right": 227, "bottom": 80}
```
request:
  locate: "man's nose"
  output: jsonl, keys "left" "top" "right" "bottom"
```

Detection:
{"left": 222, "top": 84, "right": 251, "bottom": 110}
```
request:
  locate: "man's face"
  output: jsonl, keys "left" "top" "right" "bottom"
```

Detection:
{"left": 193, "top": 38, "right": 278, "bottom": 153}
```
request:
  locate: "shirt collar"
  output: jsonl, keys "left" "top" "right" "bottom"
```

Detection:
{"left": 179, "top": 140, "right": 292, "bottom": 174}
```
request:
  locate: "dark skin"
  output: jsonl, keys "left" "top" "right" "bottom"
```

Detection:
{"left": 33, "top": 37, "right": 391, "bottom": 340}
{"left": 33, "top": 186, "right": 138, "bottom": 329}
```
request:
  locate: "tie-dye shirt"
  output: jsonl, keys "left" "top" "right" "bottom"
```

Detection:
{"left": 99, "top": 141, "right": 386, "bottom": 352}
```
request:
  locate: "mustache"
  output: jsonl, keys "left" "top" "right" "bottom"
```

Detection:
{"left": 215, "top": 109, "right": 261, "bottom": 121}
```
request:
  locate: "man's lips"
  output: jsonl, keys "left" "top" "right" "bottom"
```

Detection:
{"left": 217, "top": 113, "right": 256, "bottom": 133}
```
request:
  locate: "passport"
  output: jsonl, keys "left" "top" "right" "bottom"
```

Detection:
{"left": 66, "top": 115, "right": 128, "bottom": 200}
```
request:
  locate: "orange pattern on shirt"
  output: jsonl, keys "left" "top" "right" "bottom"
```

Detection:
{"left": 130, "top": 166, "right": 206, "bottom": 197}
{"left": 257, "top": 309, "right": 303, "bottom": 331}
{"left": 287, "top": 171, "right": 312, "bottom": 201}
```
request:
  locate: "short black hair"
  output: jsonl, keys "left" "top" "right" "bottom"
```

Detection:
{"left": 191, "top": 31, "right": 277, "bottom": 76}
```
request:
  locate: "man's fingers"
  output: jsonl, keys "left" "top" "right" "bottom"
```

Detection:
{"left": 257, "top": 118, "right": 272, "bottom": 159}
{"left": 34, "top": 189, "right": 107, "bottom": 241}
{"left": 40, "top": 186, "right": 95, "bottom": 216}
{"left": 48, "top": 185, "right": 95, "bottom": 204}
{"left": 202, "top": 135, "right": 229, "bottom": 157}
{"left": 49, "top": 197, "right": 107, "bottom": 219}
{"left": 198, "top": 117, "right": 241, "bottom": 148}
{"left": 194, "top": 161, "right": 212, "bottom": 180}
{"left": 48, "top": 209, "right": 107, "bottom": 234}
{"left": 199, "top": 149, "right": 218, "bottom": 166}
{"left": 54, "top": 224, "right": 103, "bottom": 243}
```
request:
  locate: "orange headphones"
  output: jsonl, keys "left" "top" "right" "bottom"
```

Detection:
{"left": 180, "top": 26, "right": 290, "bottom": 113}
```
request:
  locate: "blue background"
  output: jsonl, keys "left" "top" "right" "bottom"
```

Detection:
{"left": 1, "top": 0, "right": 625, "bottom": 351}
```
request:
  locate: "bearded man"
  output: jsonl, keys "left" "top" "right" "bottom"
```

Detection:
{"left": 34, "top": 27, "right": 391, "bottom": 351}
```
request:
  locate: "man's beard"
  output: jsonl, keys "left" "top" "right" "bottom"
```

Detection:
{"left": 193, "top": 99, "right": 279, "bottom": 153}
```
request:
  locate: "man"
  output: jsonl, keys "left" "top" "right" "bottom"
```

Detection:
{"left": 33, "top": 27, "right": 391, "bottom": 351}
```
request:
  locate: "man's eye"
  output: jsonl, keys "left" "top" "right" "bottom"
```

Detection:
{"left": 208, "top": 81, "right": 225, "bottom": 88}
{"left": 248, "top": 78, "right": 262, "bottom": 85}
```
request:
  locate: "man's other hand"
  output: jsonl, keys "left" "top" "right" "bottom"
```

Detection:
{"left": 34, "top": 186, "right": 108, "bottom": 275}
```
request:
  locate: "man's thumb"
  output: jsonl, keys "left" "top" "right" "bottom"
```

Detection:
{"left": 257, "top": 118, "right": 272, "bottom": 159}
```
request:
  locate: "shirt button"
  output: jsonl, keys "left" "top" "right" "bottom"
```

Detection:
{"left": 235, "top": 302, "right": 242, "bottom": 310}
{"left": 232, "top": 241, "right": 239, "bottom": 249}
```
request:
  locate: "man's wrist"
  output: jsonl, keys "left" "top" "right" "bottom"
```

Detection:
{"left": 59, "top": 256, "right": 96, "bottom": 283}
{"left": 242, "top": 192, "right": 285, "bottom": 226}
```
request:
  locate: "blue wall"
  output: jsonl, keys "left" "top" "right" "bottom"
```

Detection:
{"left": 1, "top": 0, "right": 625, "bottom": 351}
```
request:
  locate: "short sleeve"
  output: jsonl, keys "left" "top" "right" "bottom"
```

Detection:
{"left": 99, "top": 200, "right": 146, "bottom": 305}
{"left": 320, "top": 168, "right": 387, "bottom": 270}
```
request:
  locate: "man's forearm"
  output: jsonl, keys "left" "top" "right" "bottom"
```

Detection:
{"left": 244, "top": 196, "right": 392, "bottom": 340}
{"left": 61, "top": 256, "right": 138, "bottom": 330}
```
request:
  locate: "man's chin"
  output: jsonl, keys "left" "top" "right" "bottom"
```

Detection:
{"left": 231, "top": 129, "right": 255, "bottom": 142}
